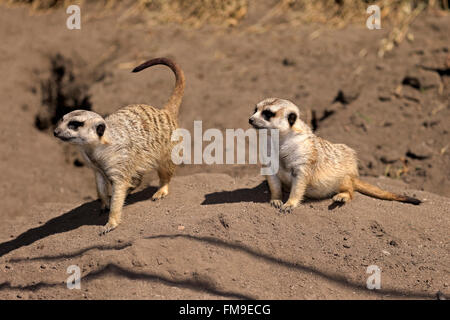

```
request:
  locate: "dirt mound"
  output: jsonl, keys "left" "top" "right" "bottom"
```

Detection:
{"left": 0, "top": 174, "right": 448, "bottom": 299}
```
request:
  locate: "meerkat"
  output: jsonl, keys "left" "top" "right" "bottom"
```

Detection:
{"left": 54, "top": 57, "right": 185, "bottom": 234}
{"left": 249, "top": 98, "right": 421, "bottom": 213}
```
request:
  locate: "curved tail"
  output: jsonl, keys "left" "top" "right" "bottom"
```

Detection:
{"left": 132, "top": 57, "right": 185, "bottom": 117}
{"left": 353, "top": 178, "right": 421, "bottom": 205}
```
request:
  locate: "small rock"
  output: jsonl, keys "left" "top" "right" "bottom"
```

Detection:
{"left": 419, "top": 49, "right": 450, "bottom": 70}
{"left": 389, "top": 240, "right": 398, "bottom": 247}
{"left": 333, "top": 85, "right": 360, "bottom": 105}
{"left": 379, "top": 149, "right": 402, "bottom": 164}
{"left": 402, "top": 69, "right": 441, "bottom": 90}
{"left": 282, "top": 58, "right": 296, "bottom": 67}
{"left": 343, "top": 244, "right": 351, "bottom": 248}
{"left": 402, "top": 86, "right": 422, "bottom": 103}
{"left": 406, "top": 143, "right": 433, "bottom": 160}
{"left": 377, "top": 87, "right": 392, "bottom": 102}
{"left": 382, "top": 250, "right": 391, "bottom": 256}
{"left": 378, "top": 95, "right": 391, "bottom": 102}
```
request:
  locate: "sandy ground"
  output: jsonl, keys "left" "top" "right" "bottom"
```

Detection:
{"left": 0, "top": 174, "right": 449, "bottom": 299}
{"left": 0, "top": 3, "right": 449, "bottom": 299}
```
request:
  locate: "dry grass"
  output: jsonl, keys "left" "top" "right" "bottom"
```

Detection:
{"left": 265, "top": 0, "right": 448, "bottom": 26}
{"left": 1, "top": 0, "right": 448, "bottom": 55}
{"left": 134, "top": 0, "right": 248, "bottom": 27}
{"left": 1, "top": 0, "right": 78, "bottom": 10}
{"left": 2, "top": 0, "right": 448, "bottom": 26}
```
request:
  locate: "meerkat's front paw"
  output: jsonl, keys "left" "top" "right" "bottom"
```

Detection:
{"left": 100, "top": 220, "right": 118, "bottom": 235}
{"left": 280, "top": 203, "right": 295, "bottom": 214}
{"left": 270, "top": 199, "right": 283, "bottom": 209}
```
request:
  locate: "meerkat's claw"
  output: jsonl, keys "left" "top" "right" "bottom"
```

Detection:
{"left": 151, "top": 192, "right": 166, "bottom": 201}
{"left": 270, "top": 199, "right": 283, "bottom": 209}
{"left": 100, "top": 222, "right": 118, "bottom": 235}
{"left": 152, "top": 187, "right": 169, "bottom": 201}
{"left": 280, "top": 204, "right": 294, "bottom": 214}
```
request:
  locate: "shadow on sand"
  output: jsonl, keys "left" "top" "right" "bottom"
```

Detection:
{"left": 0, "top": 186, "right": 157, "bottom": 259}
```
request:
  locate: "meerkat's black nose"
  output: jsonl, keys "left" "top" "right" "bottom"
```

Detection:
{"left": 249, "top": 118, "right": 254, "bottom": 125}
{"left": 53, "top": 129, "right": 60, "bottom": 137}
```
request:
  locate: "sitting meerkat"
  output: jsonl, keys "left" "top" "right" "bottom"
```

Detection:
{"left": 249, "top": 98, "right": 421, "bottom": 213}
{"left": 54, "top": 57, "right": 185, "bottom": 234}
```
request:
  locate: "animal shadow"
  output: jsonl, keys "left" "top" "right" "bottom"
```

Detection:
{"left": 0, "top": 185, "right": 157, "bottom": 258}
{"left": 201, "top": 181, "right": 270, "bottom": 205}
{"left": 201, "top": 180, "right": 339, "bottom": 210}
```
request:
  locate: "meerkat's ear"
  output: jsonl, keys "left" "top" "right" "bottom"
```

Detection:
{"left": 301, "top": 108, "right": 312, "bottom": 127}
{"left": 288, "top": 113, "right": 297, "bottom": 126}
{"left": 96, "top": 123, "right": 106, "bottom": 137}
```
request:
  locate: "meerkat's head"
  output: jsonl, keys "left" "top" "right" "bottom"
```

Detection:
{"left": 53, "top": 110, "right": 107, "bottom": 145}
{"left": 249, "top": 98, "right": 308, "bottom": 134}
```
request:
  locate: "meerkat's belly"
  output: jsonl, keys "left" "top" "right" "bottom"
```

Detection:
{"left": 305, "top": 170, "right": 347, "bottom": 199}
{"left": 305, "top": 182, "right": 339, "bottom": 199}
{"left": 277, "top": 165, "right": 341, "bottom": 199}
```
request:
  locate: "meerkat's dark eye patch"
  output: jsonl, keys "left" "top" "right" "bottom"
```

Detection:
{"left": 68, "top": 120, "right": 84, "bottom": 130}
{"left": 262, "top": 110, "right": 275, "bottom": 121}
{"left": 254, "top": 107, "right": 258, "bottom": 114}
{"left": 96, "top": 123, "right": 106, "bottom": 137}
{"left": 288, "top": 113, "right": 297, "bottom": 126}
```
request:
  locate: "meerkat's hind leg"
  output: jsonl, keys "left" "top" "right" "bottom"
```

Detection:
{"left": 332, "top": 175, "right": 354, "bottom": 204}
{"left": 152, "top": 164, "right": 174, "bottom": 201}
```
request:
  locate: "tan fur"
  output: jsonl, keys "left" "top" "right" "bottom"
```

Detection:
{"left": 54, "top": 57, "right": 185, "bottom": 234}
{"left": 249, "top": 98, "right": 421, "bottom": 213}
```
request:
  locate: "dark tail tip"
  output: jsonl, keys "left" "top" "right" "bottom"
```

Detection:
{"left": 402, "top": 196, "right": 422, "bottom": 205}
{"left": 131, "top": 66, "right": 141, "bottom": 73}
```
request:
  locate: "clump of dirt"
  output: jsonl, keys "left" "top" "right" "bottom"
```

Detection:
{"left": 34, "top": 53, "right": 92, "bottom": 131}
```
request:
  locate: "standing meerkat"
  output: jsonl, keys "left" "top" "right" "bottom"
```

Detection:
{"left": 249, "top": 98, "right": 421, "bottom": 213}
{"left": 54, "top": 57, "right": 185, "bottom": 234}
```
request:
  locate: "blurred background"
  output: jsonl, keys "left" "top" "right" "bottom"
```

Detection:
{"left": 0, "top": 0, "right": 449, "bottom": 218}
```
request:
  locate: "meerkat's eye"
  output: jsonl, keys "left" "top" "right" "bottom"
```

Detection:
{"left": 288, "top": 113, "right": 297, "bottom": 126}
{"left": 262, "top": 110, "right": 275, "bottom": 121}
{"left": 68, "top": 120, "right": 84, "bottom": 130}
